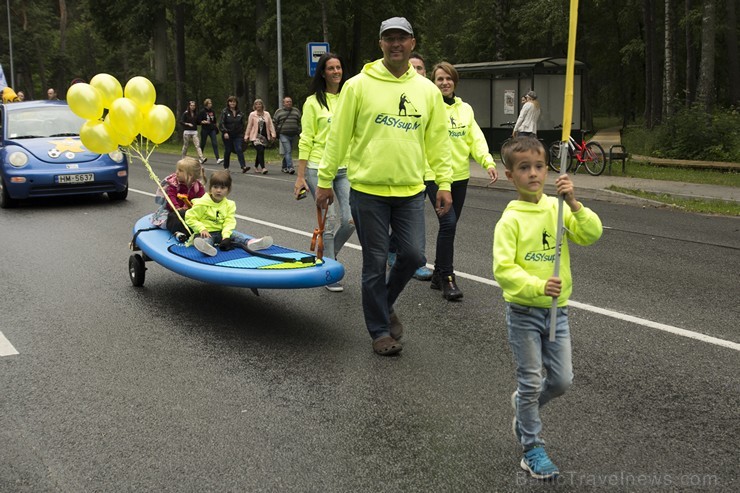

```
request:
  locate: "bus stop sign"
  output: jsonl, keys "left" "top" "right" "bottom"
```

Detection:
{"left": 306, "top": 42, "right": 330, "bottom": 77}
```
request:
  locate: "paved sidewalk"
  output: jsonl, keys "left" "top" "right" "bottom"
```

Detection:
{"left": 468, "top": 161, "right": 740, "bottom": 205}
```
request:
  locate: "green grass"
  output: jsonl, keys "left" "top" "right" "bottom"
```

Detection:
{"left": 155, "top": 140, "right": 285, "bottom": 165}
{"left": 608, "top": 186, "right": 740, "bottom": 216}
{"left": 615, "top": 160, "right": 740, "bottom": 187}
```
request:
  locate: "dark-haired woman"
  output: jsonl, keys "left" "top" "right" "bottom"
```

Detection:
{"left": 218, "top": 96, "right": 249, "bottom": 172}
{"left": 293, "top": 53, "right": 355, "bottom": 292}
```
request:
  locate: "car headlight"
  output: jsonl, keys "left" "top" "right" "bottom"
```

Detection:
{"left": 108, "top": 150, "right": 125, "bottom": 163}
{"left": 8, "top": 151, "right": 29, "bottom": 168}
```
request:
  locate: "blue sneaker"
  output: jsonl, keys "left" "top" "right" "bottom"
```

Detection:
{"left": 511, "top": 391, "right": 522, "bottom": 444}
{"left": 520, "top": 446, "right": 559, "bottom": 480}
{"left": 387, "top": 252, "right": 397, "bottom": 268}
{"left": 413, "top": 265, "right": 433, "bottom": 280}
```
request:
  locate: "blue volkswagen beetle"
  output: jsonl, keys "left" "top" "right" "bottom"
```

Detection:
{"left": 0, "top": 100, "right": 129, "bottom": 208}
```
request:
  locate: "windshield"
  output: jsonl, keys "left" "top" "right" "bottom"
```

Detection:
{"left": 6, "top": 106, "right": 86, "bottom": 139}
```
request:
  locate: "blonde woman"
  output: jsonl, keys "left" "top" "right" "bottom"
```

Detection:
{"left": 512, "top": 90, "right": 541, "bottom": 138}
{"left": 245, "top": 99, "right": 276, "bottom": 174}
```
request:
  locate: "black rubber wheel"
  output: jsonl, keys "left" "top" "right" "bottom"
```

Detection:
{"left": 129, "top": 254, "right": 146, "bottom": 287}
{"left": 108, "top": 184, "right": 129, "bottom": 201}
{"left": 1, "top": 178, "right": 17, "bottom": 209}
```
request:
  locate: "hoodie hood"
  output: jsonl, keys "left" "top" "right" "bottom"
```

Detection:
{"left": 361, "top": 59, "right": 416, "bottom": 83}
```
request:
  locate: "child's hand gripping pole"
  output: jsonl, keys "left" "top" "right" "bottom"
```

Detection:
{"left": 310, "top": 206, "right": 328, "bottom": 260}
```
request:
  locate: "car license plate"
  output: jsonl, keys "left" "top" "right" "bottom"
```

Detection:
{"left": 57, "top": 173, "right": 94, "bottom": 184}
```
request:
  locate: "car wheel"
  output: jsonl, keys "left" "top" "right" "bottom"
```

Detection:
{"left": 1, "top": 178, "right": 18, "bottom": 209}
{"left": 108, "top": 185, "right": 129, "bottom": 201}
{"left": 129, "top": 254, "right": 146, "bottom": 287}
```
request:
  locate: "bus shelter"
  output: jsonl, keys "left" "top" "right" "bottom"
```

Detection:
{"left": 453, "top": 57, "right": 587, "bottom": 150}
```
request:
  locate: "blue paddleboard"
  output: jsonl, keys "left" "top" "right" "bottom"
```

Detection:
{"left": 129, "top": 214, "right": 344, "bottom": 289}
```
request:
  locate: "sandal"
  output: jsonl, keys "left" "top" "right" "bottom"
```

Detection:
{"left": 372, "top": 336, "right": 403, "bottom": 356}
{"left": 261, "top": 168, "right": 268, "bottom": 174}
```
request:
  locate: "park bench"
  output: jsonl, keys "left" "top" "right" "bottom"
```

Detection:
{"left": 608, "top": 144, "right": 628, "bottom": 174}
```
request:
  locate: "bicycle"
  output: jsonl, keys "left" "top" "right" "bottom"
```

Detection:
{"left": 499, "top": 122, "right": 550, "bottom": 168}
{"left": 548, "top": 125, "right": 606, "bottom": 176}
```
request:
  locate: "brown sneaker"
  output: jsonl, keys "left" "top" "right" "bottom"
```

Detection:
{"left": 372, "top": 336, "right": 403, "bottom": 356}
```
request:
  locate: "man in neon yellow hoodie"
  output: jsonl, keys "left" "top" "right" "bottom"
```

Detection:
{"left": 316, "top": 17, "right": 453, "bottom": 356}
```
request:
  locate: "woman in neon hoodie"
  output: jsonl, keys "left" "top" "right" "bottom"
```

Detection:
{"left": 293, "top": 52, "right": 355, "bottom": 292}
{"left": 425, "top": 61, "right": 499, "bottom": 301}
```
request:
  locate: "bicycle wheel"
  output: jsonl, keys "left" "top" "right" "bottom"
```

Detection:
{"left": 583, "top": 142, "right": 606, "bottom": 176}
{"left": 548, "top": 142, "right": 572, "bottom": 172}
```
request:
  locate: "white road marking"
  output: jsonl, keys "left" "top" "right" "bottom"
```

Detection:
{"left": 0, "top": 331, "right": 19, "bottom": 356}
{"left": 130, "top": 188, "right": 739, "bottom": 352}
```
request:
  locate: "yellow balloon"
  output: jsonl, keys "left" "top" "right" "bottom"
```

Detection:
{"left": 90, "top": 73, "right": 123, "bottom": 109}
{"left": 104, "top": 114, "right": 135, "bottom": 147}
{"left": 124, "top": 76, "right": 156, "bottom": 112}
{"left": 142, "top": 104, "right": 176, "bottom": 144}
{"left": 80, "top": 120, "right": 117, "bottom": 154}
{"left": 108, "top": 97, "right": 143, "bottom": 138}
{"left": 67, "top": 83, "right": 103, "bottom": 120}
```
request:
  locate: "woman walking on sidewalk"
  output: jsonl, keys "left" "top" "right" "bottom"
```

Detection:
{"left": 218, "top": 96, "right": 249, "bottom": 173}
{"left": 512, "top": 90, "right": 541, "bottom": 138}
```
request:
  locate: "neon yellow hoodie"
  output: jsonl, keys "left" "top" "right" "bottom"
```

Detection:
{"left": 185, "top": 194, "right": 237, "bottom": 239}
{"left": 298, "top": 93, "right": 348, "bottom": 168}
{"left": 493, "top": 195, "right": 602, "bottom": 307}
{"left": 425, "top": 96, "right": 495, "bottom": 182}
{"left": 318, "top": 59, "right": 452, "bottom": 196}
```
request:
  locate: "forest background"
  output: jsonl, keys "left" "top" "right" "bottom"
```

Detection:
{"left": 2, "top": 0, "right": 739, "bottom": 161}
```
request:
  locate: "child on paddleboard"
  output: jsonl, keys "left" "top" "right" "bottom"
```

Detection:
{"left": 151, "top": 157, "right": 206, "bottom": 242}
{"left": 185, "top": 170, "right": 272, "bottom": 256}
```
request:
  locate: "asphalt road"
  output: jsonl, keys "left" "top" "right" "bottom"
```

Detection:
{"left": 1, "top": 153, "right": 738, "bottom": 492}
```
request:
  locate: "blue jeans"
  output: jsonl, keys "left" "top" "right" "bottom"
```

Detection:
{"left": 425, "top": 179, "right": 468, "bottom": 276}
{"left": 507, "top": 303, "right": 573, "bottom": 450}
{"left": 200, "top": 128, "right": 220, "bottom": 160}
{"left": 350, "top": 189, "right": 426, "bottom": 340}
{"left": 222, "top": 136, "right": 246, "bottom": 169}
{"left": 197, "top": 230, "right": 249, "bottom": 248}
{"left": 305, "top": 166, "right": 355, "bottom": 260}
{"left": 279, "top": 134, "right": 295, "bottom": 170}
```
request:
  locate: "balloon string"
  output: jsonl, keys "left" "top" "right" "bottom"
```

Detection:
{"left": 125, "top": 136, "right": 192, "bottom": 236}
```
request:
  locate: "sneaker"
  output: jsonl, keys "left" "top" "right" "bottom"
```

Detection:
{"left": 413, "top": 265, "right": 433, "bottom": 280}
{"left": 520, "top": 446, "right": 559, "bottom": 480}
{"left": 387, "top": 252, "right": 397, "bottom": 268}
{"left": 511, "top": 391, "right": 522, "bottom": 443}
{"left": 247, "top": 236, "right": 273, "bottom": 251}
{"left": 216, "top": 158, "right": 224, "bottom": 165}
{"left": 174, "top": 232, "right": 188, "bottom": 243}
{"left": 194, "top": 237, "right": 217, "bottom": 257}
{"left": 325, "top": 281, "right": 343, "bottom": 292}
{"left": 199, "top": 157, "right": 207, "bottom": 164}
{"left": 281, "top": 168, "right": 289, "bottom": 173}
{"left": 288, "top": 168, "right": 295, "bottom": 175}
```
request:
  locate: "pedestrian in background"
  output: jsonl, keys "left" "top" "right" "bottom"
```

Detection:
{"left": 199, "top": 98, "right": 221, "bottom": 164}
{"left": 245, "top": 99, "right": 276, "bottom": 175}
{"left": 513, "top": 90, "right": 541, "bottom": 138}
{"left": 273, "top": 96, "right": 302, "bottom": 174}
{"left": 180, "top": 100, "right": 207, "bottom": 164}
{"left": 218, "top": 96, "right": 249, "bottom": 173}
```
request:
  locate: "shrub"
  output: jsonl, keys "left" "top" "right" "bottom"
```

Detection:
{"left": 654, "top": 105, "right": 740, "bottom": 162}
